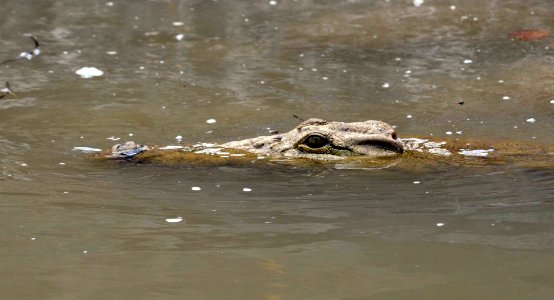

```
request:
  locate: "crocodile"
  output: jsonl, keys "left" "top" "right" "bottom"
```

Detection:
{"left": 86, "top": 118, "right": 554, "bottom": 168}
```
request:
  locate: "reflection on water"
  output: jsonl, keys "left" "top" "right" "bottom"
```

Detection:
{"left": 1, "top": 0, "right": 554, "bottom": 298}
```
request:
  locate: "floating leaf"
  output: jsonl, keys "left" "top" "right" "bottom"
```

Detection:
{"left": 509, "top": 29, "right": 549, "bottom": 41}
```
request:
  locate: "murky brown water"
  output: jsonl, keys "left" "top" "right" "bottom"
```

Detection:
{"left": 1, "top": 0, "right": 554, "bottom": 299}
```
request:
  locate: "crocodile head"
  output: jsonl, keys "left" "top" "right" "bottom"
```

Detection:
{"left": 221, "top": 118, "right": 404, "bottom": 160}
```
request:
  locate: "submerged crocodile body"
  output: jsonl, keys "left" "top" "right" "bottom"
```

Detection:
{"left": 89, "top": 118, "right": 554, "bottom": 167}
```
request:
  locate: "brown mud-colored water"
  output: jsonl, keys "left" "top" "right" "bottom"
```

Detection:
{"left": 1, "top": 0, "right": 554, "bottom": 299}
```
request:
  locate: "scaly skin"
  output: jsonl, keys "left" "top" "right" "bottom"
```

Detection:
{"left": 98, "top": 118, "right": 554, "bottom": 168}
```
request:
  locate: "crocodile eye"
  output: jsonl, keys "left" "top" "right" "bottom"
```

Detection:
{"left": 302, "top": 134, "right": 329, "bottom": 149}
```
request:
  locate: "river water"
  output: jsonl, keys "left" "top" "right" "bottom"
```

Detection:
{"left": 1, "top": 0, "right": 554, "bottom": 299}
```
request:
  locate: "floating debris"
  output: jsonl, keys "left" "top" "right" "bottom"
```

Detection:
{"left": 106, "top": 136, "right": 121, "bottom": 141}
{"left": 424, "top": 141, "right": 447, "bottom": 148}
{"left": 72, "top": 146, "right": 102, "bottom": 153}
{"left": 76, "top": 67, "right": 104, "bottom": 78}
{"left": 0, "top": 82, "right": 15, "bottom": 99}
{"left": 159, "top": 145, "right": 184, "bottom": 150}
{"left": 428, "top": 148, "right": 452, "bottom": 156}
{"left": 459, "top": 149, "right": 495, "bottom": 157}
{"left": 509, "top": 29, "right": 549, "bottom": 41}
{"left": 165, "top": 217, "right": 183, "bottom": 223}
{"left": 0, "top": 36, "right": 40, "bottom": 65}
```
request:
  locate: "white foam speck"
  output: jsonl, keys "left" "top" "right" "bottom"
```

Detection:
{"left": 31, "top": 237, "right": 37, "bottom": 240}
{"left": 76, "top": 67, "right": 104, "bottom": 78}
{"left": 413, "top": 181, "right": 421, "bottom": 184}
{"left": 446, "top": 131, "right": 453, "bottom": 135}
{"left": 206, "top": 119, "right": 217, "bottom": 124}
{"left": 243, "top": 188, "right": 252, "bottom": 192}
{"left": 173, "top": 21, "right": 184, "bottom": 26}
{"left": 165, "top": 217, "right": 183, "bottom": 223}
{"left": 550, "top": 100, "right": 554, "bottom": 104}
{"left": 450, "top": 5, "right": 456, "bottom": 10}
{"left": 106, "top": 51, "right": 117, "bottom": 55}
{"left": 106, "top": 2, "right": 113, "bottom": 6}
{"left": 526, "top": 118, "right": 536, "bottom": 123}
{"left": 407, "top": 114, "right": 413, "bottom": 119}
{"left": 436, "top": 223, "right": 445, "bottom": 227}
{"left": 59, "top": 162, "right": 66, "bottom": 166}
{"left": 175, "top": 135, "right": 183, "bottom": 141}
{"left": 175, "top": 34, "right": 184, "bottom": 41}
{"left": 382, "top": 83, "right": 390, "bottom": 88}
{"left": 107, "top": 136, "right": 120, "bottom": 141}
{"left": 269, "top": 0, "right": 277, "bottom": 5}
{"left": 463, "top": 59, "right": 473, "bottom": 64}
{"left": 502, "top": 96, "right": 510, "bottom": 100}
{"left": 20, "top": 163, "right": 28, "bottom": 167}
{"left": 413, "top": 0, "right": 424, "bottom": 7}
{"left": 191, "top": 187, "right": 201, "bottom": 191}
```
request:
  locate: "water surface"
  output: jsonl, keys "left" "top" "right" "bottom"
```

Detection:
{"left": 1, "top": 0, "right": 554, "bottom": 299}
